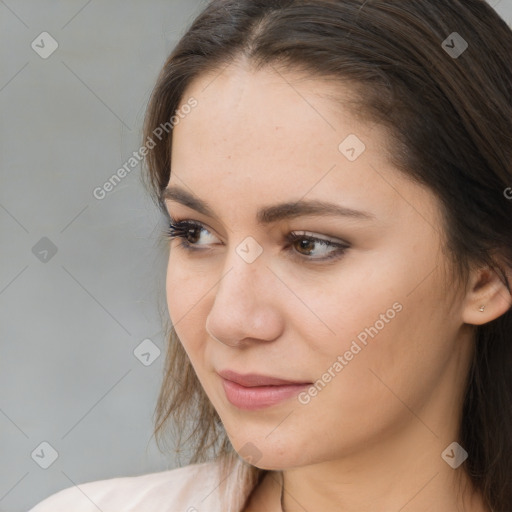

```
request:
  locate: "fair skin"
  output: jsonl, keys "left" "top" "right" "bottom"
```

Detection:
{"left": 164, "top": 59, "right": 510, "bottom": 511}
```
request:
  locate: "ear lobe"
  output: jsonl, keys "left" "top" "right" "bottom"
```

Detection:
{"left": 462, "top": 261, "right": 512, "bottom": 326}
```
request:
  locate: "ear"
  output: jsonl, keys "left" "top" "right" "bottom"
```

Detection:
{"left": 462, "top": 258, "right": 512, "bottom": 326}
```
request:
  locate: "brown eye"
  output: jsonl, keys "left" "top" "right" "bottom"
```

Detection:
{"left": 286, "top": 232, "right": 349, "bottom": 262}
{"left": 293, "top": 238, "right": 316, "bottom": 256}
{"left": 166, "top": 220, "right": 218, "bottom": 249}
{"left": 184, "top": 226, "right": 201, "bottom": 244}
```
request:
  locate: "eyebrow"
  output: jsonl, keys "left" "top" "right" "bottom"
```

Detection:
{"left": 162, "top": 185, "right": 376, "bottom": 224}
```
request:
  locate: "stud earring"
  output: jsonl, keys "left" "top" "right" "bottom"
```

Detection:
{"left": 478, "top": 305, "right": 485, "bottom": 312}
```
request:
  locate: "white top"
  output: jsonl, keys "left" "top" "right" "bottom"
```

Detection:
{"left": 28, "top": 455, "right": 262, "bottom": 512}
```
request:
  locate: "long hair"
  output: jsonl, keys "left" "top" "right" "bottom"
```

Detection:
{"left": 141, "top": 1, "right": 512, "bottom": 509}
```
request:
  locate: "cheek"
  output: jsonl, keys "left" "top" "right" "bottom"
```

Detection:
{"left": 165, "top": 255, "right": 205, "bottom": 352}
{"left": 165, "top": 255, "right": 185, "bottom": 325}
{"left": 293, "top": 248, "right": 450, "bottom": 402}
{"left": 312, "top": 280, "right": 453, "bottom": 426}
{"left": 165, "top": 251, "right": 211, "bottom": 316}
{"left": 276, "top": 256, "right": 399, "bottom": 358}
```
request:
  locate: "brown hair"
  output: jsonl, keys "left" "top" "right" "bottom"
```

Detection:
{"left": 141, "top": 0, "right": 512, "bottom": 508}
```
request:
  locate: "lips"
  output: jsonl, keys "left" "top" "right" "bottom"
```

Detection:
{"left": 217, "top": 369, "right": 312, "bottom": 410}
{"left": 217, "top": 369, "right": 311, "bottom": 387}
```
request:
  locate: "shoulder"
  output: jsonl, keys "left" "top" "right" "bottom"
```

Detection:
{"left": 28, "top": 461, "right": 224, "bottom": 512}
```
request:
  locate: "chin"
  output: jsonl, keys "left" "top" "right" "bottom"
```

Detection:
{"left": 227, "top": 431, "right": 312, "bottom": 470}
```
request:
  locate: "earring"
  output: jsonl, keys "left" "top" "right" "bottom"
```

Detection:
{"left": 478, "top": 305, "right": 485, "bottom": 312}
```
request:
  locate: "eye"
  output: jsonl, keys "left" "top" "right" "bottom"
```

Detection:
{"left": 166, "top": 219, "right": 218, "bottom": 249}
{"left": 284, "top": 232, "right": 349, "bottom": 262}
{"left": 165, "top": 219, "right": 350, "bottom": 263}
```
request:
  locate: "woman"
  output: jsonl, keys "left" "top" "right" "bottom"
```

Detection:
{"left": 29, "top": 0, "right": 512, "bottom": 511}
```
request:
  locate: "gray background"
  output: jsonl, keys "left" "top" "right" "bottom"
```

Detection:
{"left": 0, "top": 1, "right": 205, "bottom": 511}
{"left": 1, "top": 1, "right": 511, "bottom": 511}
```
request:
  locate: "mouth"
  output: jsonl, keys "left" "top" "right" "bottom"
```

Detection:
{"left": 217, "top": 369, "right": 312, "bottom": 410}
{"left": 217, "top": 369, "right": 312, "bottom": 387}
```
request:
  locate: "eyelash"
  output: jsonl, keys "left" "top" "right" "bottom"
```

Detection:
{"left": 165, "top": 218, "right": 349, "bottom": 264}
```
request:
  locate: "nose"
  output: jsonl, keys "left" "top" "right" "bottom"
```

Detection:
{"left": 205, "top": 248, "right": 284, "bottom": 347}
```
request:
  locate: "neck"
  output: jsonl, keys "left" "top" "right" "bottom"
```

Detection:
{"left": 278, "top": 423, "right": 489, "bottom": 512}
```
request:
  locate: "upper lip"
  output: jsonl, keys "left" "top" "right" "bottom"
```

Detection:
{"left": 217, "top": 369, "right": 311, "bottom": 387}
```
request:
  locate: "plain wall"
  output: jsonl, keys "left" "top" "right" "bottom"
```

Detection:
{"left": 0, "top": 2, "right": 205, "bottom": 511}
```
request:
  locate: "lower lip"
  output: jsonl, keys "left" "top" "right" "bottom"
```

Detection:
{"left": 221, "top": 378, "right": 311, "bottom": 410}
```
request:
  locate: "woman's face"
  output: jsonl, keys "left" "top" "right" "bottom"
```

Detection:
{"left": 164, "top": 61, "right": 473, "bottom": 470}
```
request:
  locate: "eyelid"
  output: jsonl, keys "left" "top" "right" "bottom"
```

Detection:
{"left": 167, "top": 211, "right": 223, "bottom": 238}
{"left": 167, "top": 212, "right": 349, "bottom": 242}
{"left": 289, "top": 230, "right": 348, "bottom": 245}
{"left": 166, "top": 217, "right": 350, "bottom": 263}
{"left": 167, "top": 217, "right": 348, "bottom": 246}
{"left": 168, "top": 216, "right": 219, "bottom": 238}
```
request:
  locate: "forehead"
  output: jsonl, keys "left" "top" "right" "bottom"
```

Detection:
{"left": 168, "top": 62, "right": 438, "bottom": 230}
{"left": 173, "top": 61, "right": 363, "bottom": 153}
